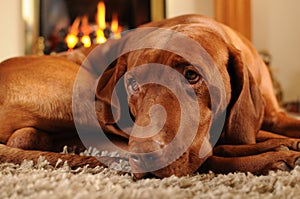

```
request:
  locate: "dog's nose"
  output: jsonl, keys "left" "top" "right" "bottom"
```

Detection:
{"left": 129, "top": 140, "right": 164, "bottom": 176}
{"left": 130, "top": 152, "right": 158, "bottom": 165}
{"left": 129, "top": 152, "right": 162, "bottom": 179}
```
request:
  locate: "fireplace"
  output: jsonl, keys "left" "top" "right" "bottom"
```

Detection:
{"left": 23, "top": 0, "right": 165, "bottom": 55}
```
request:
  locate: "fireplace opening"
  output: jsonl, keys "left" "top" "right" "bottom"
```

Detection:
{"left": 39, "top": 0, "right": 164, "bottom": 54}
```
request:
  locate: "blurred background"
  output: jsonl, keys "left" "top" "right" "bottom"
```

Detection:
{"left": 0, "top": 0, "right": 299, "bottom": 106}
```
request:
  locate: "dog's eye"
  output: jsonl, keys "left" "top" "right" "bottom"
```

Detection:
{"left": 128, "top": 78, "right": 140, "bottom": 93}
{"left": 184, "top": 70, "right": 200, "bottom": 84}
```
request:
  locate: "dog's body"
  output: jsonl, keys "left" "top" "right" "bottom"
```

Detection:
{"left": 1, "top": 14, "right": 300, "bottom": 178}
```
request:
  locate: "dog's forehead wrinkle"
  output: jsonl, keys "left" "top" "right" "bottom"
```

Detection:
{"left": 127, "top": 29, "right": 176, "bottom": 54}
{"left": 126, "top": 51, "right": 190, "bottom": 85}
{"left": 127, "top": 27, "right": 212, "bottom": 67}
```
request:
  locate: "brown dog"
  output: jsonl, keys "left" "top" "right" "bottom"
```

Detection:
{"left": 1, "top": 14, "right": 300, "bottom": 178}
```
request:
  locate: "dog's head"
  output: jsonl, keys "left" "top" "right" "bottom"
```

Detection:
{"left": 95, "top": 15, "right": 264, "bottom": 178}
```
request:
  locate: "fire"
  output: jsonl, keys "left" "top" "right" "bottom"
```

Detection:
{"left": 81, "top": 16, "right": 91, "bottom": 35}
{"left": 69, "top": 17, "right": 81, "bottom": 35}
{"left": 81, "top": 35, "right": 91, "bottom": 47}
{"left": 66, "top": 34, "right": 78, "bottom": 49}
{"left": 97, "top": 1, "right": 106, "bottom": 30}
{"left": 65, "top": 17, "right": 80, "bottom": 50}
{"left": 81, "top": 16, "right": 91, "bottom": 47}
{"left": 65, "top": 1, "right": 122, "bottom": 50}
{"left": 95, "top": 1, "right": 107, "bottom": 44}
{"left": 96, "top": 29, "right": 107, "bottom": 44}
{"left": 111, "top": 13, "right": 122, "bottom": 39}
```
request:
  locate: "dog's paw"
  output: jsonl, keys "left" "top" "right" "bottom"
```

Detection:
{"left": 269, "top": 138, "right": 300, "bottom": 152}
{"left": 274, "top": 161, "right": 291, "bottom": 172}
{"left": 295, "top": 157, "right": 300, "bottom": 166}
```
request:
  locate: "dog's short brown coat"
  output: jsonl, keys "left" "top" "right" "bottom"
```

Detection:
{"left": 1, "top": 14, "right": 300, "bottom": 178}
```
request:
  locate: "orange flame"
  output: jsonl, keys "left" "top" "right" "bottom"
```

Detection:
{"left": 111, "top": 13, "right": 122, "bottom": 39}
{"left": 81, "top": 35, "right": 91, "bottom": 47}
{"left": 81, "top": 15, "right": 91, "bottom": 34}
{"left": 80, "top": 16, "right": 91, "bottom": 47}
{"left": 66, "top": 34, "right": 78, "bottom": 49}
{"left": 65, "top": 17, "right": 81, "bottom": 49}
{"left": 96, "top": 29, "right": 106, "bottom": 44}
{"left": 97, "top": 1, "right": 106, "bottom": 30}
{"left": 111, "top": 13, "right": 119, "bottom": 33}
{"left": 69, "top": 17, "right": 81, "bottom": 34}
{"left": 96, "top": 1, "right": 107, "bottom": 44}
{"left": 66, "top": 1, "right": 122, "bottom": 49}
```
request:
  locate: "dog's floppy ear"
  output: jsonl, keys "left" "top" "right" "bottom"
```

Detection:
{"left": 222, "top": 45, "right": 265, "bottom": 144}
{"left": 94, "top": 53, "right": 130, "bottom": 138}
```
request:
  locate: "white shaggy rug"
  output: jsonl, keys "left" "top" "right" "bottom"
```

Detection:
{"left": 1, "top": 150, "right": 300, "bottom": 199}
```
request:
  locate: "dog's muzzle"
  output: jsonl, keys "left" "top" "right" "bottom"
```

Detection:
{"left": 129, "top": 139, "right": 165, "bottom": 178}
